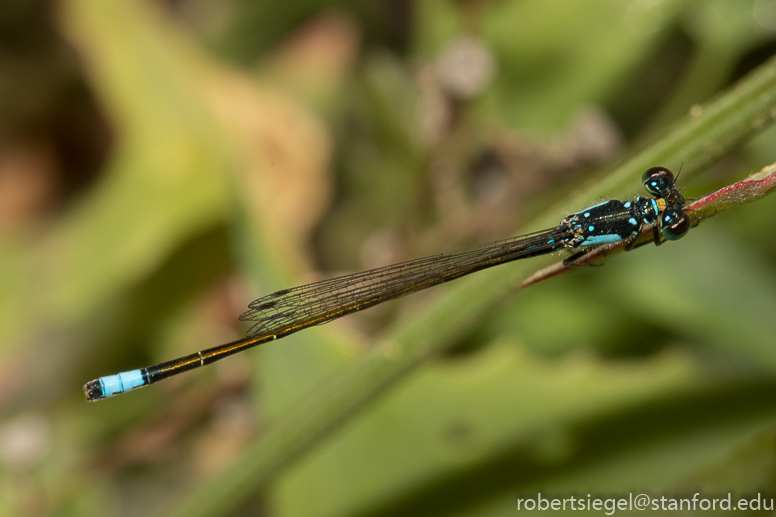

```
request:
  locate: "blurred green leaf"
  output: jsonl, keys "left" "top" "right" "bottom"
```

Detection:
{"left": 52, "top": 0, "right": 234, "bottom": 323}
{"left": 482, "top": 0, "right": 688, "bottom": 132}
{"left": 647, "top": 0, "right": 776, "bottom": 131}
{"left": 274, "top": 343, "right": 703, "bottom": 517}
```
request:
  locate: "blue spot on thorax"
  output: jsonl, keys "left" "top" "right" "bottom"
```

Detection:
{"left": 581, "top": 234, "right": 622, "bottom": 246}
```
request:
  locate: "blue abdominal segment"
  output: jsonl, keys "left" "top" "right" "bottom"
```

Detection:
{"left": 98, "top": 369, "right": 147, "bottom": 398}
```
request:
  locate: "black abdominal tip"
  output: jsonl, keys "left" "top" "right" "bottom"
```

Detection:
{"left": 84, "top": 379, "right": 106, "bottom": 402}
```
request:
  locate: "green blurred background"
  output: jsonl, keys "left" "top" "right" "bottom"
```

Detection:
{"left": 3, "top": 0, "right": 776, "bottom": 516}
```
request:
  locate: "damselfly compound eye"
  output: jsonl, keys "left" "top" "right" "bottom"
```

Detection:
{"left": 642, "top": 167, "right": 675, "bottom": 197}
{"left": 661, "top": 209, "right": 691, "bottom": 240}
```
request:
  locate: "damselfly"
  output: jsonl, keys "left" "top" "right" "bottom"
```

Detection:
{"left": 84, "top": 167, "right": 691, "bottom": 401}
